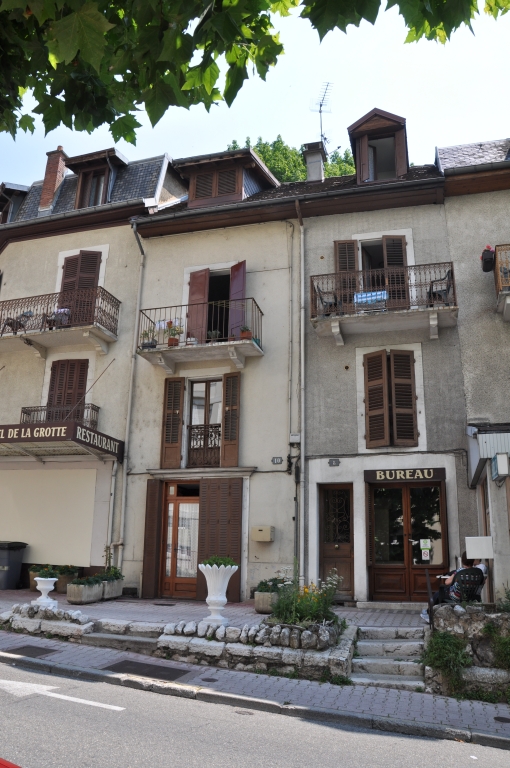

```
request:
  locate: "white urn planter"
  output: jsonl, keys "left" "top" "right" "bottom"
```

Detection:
{"left": 32, "top": 577, "right": 58, "bottom": 609}
{"left": 198, "top": 564, "right": 238, "bottom": 627}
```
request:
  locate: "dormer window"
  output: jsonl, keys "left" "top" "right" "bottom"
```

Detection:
{"left": 348, "top": 108, "right": 408, "bottom": 185}
{"left": 64, "top": 148, "right": 128, "bottom": 211}
{"left": 194, "top": 168, "right": 238, "bottom": 200}
{"left": 368, "top": 136, "right": 396, "bottom": 181}
{"left": 77, "top": 167, "right": 108, "bottom": 209}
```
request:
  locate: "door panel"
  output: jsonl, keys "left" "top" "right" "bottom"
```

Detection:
{"left": 161, "top": 489, "right": 199, "bottom": 599}
{"left": 320, "top": 486, "right": 353, "bottom": 597}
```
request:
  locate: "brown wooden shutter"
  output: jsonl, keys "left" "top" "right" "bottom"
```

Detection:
{"left": 141, "top": 479, "right": 163, "bottom": 598}
{"left": 47, "top": 359, "right": 88, "bottom": 407}
{"left": 395, "top": 129, "right": 408, "bottom": 177}
{"left": 195, "top": 172, "right": 214, "bottom": 199}
{"left": 61, "top": 255, "right": 80, "bottom": 292}
{"left": 221, "top": 371, "right": 240, "bottom": 467}
{"left": 334, "top": 241, "right": 358, "bottom": 272}
{"left": 357, "top": 135, "right": 369, "bottom": 183}
{"left": 218, "top": 169, "right": 237, "bottom": 195}
{"left": 196, "top": 478, "right": 242, "bottom": 602}
{"left": 229, "top": 260, "right": 246, "bottom": 337}
{"left": 382, "top": 235, "right": 407, "bottom": 267}
{"left": 76, "top": 251, "right": 101, "bottom": 290}
{"left": 363, "top": 350, "right": 390, "bottom": 448}
{"left": 187, "top": 268, "right": 209, "bottom": 343}
{"left": 160, "top": 377, "right": 185, "bottom": 469}
{"left": 390, "top": 349, "right": 418, "bottom": 447}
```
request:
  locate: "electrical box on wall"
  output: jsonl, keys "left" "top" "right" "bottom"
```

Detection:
{"left": 251, "top": 526, "right": 275, "bottom": 542}
{"left": 491, "top": 453, "right": 509, "bottom": 481}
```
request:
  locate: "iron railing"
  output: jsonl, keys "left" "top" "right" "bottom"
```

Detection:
{"left": 187, "top": 424, "right": 221, "bottom": 468}
{"left": 138, "top": 298, "right": 263, "bottom": 350}
{"left": 20, "top": 403, "right": 100, "bottom": 431}
{"left": 495, "top": 245, "right": 510, "bottom": 295}
{"left": 310, "top": 263, "right": 456, "bottom": 319}
{"left": 0, "top": 287, "right": 121, "bottom": 338}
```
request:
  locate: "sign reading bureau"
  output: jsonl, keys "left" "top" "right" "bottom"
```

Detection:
{"left": 364, "top": 468, "right": 446, "bottom": 482}
{"left": 0, "top": 422, "right": 124, "bottom": 462}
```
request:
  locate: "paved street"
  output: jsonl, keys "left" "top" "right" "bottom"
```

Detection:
{"left": 0, "top": 663, "right": 508, "bottom": 768}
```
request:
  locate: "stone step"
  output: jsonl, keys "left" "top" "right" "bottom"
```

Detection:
{"left": 80, "top": 633, "right": 158, "bottom": 655}
{"left": 352, "top": 657, "right": 424, "bottom": 677}
{"left": 350, "top": 673, "right": 426, "bottom": 692}
{"left": 95, "top": 620, "right": 165, "bottom": 638}
{"left": 355, "top": 602, "right": 427, "bottom": 612}
{"left": 357, "top": 639, "right": 423, "bottom": 658}
{"left": 358, "top": 627, "right": 424, "bottom": 641}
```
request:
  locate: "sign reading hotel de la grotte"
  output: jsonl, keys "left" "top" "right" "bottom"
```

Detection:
{"left": 364, "top": 468, "right": 446, "bottom": 482}
{"left": 0, "top": 422, "right": 124, "bottom": 462}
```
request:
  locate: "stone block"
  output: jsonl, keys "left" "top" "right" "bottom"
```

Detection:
{"left": 98, "top": 619, "right": 129, "bottom": 635}
{"left": 248, "top": 625, "right": 260, "bottom": 643}
{"left": 317, "top": 627, "right": 330, "bottom": 650}
{"left": 128, "top": 622, "right": 166, "bottom": 637}
{"left": 215, "top": 625, "right": 226, "bottom": 641}
{"left": 300, "top": 630, "right": 317, "bottom": 649}
{"left": 206, "top": 625, "right": 216, "bottom": 640}
{"left": 197, "top": 622, "right": 209, "bottom": 638}
{"left": 280, "top": 627, "right": 290, "bottom": 647}
{"left": 225, "top": 643, "right": 253, "bottom": 660}
{"left": 0, "top": 611, "right": 13, "bottom": 625}
{"left": 255, "top": 627, "right": 270, "bottom": 645}
{"left": 253, "top": 646, "right": 283, "bottom": 663}
{"left": 40, "top": 620, "right": 94, "bottom": 637}
{"left": 270, "top": 625, "right": 282, "bottom": 645}
{"left": 183, "top": 622, "right": 197, "bottom": 636}
{"left": 164, "top": 623, "right": 176, "bottom": 635}
{"left": 302, "top": 649, "right": 330, "bottom": 677}
{"left": 175, "top": 621, "right": 186, "bottom": 635}
{"left": 76, "top": 614, "right": 90, "bottom": 625}
{"left": 239, "top": 625, "right": 249, "bottom": 644}
{"left": 11, "top": 617, "right": 41, "bottom": 633}
{"left": 289, "top": 629, "right": 301, "bottom": 649}
{"left": 157, "top": 635, "right": 190, "bottom": 652}
{"left": 281, "top": 648, "right": 304, "bottom": 668}
{"left": 188, "top": 638, "right": 225, "bottom": 659}
{"left": 225, "top": 627, "right": 241, "bottom": 643}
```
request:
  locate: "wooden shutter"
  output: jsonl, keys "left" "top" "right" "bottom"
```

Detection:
{"left": 161, "top": 377, "right": 185, "bottom": 469}
{"left": 76, "top": 251, "right": 101, "bottom": 290}
{"left": 382, "top": 236, "right": 407, "bottom": 267}
{"left": 187, "top": 268, "right": 209, "bottom": 343}
{"left": 218, "top": 169, "right": 237, "bottom": 196}
{"left": 395, "top": 129, "right": 408, "bottom": 177}
{"left": 229, "top": 260, "right": 246, "bottom": 337}
{"left": 363, "top": 350, "right": 390, "bottom": 448}
{"left": 335, "top": 241, "right": 358, "bottom": 272}
{"left": 390, "top": 350, "right": 418, "bottom": 447}
{"left": 61, "top": 255, "right": 80, "bottom": 292}
{"left": 197, "top": 478, "right": 242, "bottom": 602}
{"left": 221, "top": 371, "right": 240, "bottom": 467}
{"left": 195, "top": 172, "right": 214, "bottom": 199}
{"left": 142, "top": 479, "right": 163, "bottom": 598}
{"left": 357, "top": 135, "right": 369, "bottom": 183}
{"left": 47, "top": 359, "right": 88, "bottom": 407}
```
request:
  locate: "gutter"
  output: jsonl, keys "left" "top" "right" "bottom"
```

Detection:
{"left": 295, "top": 200, "right": 305, "bottom": 587}
{"left": 443, "top": 160, "right": 510, "bottom": 176}
{"left": 0, "top": 197, "right": 147, "bottom": 233}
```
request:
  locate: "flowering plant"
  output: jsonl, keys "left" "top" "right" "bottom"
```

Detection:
{"left": 255, "top": 577, "right": 285, "bottom": 593}
{"left": 271, "top": 561, "right": 341, "bottom": 624}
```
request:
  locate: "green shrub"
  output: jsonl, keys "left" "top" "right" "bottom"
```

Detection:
{"left": 70, "top": 575, "right": 104, "bottom": 586}
{"left": 103, "top": 566, "right": 124, "bottom": 582}
{"left": 201, "top": 556, "right": 238, "bottom": 567}
{"left": 56, "top": 565, "right": 79, "bottom": 576}
{"left": 498, "top": 586, "right": 510, "bottom": 613}
{"left": 33, "top": 566, "right": 59, "bottom": 578}
{"left": 422, "top": 631, "right": 472, "bottom": 692}
{"left": 271, "top": 561, "right": 340, "bottom": 625}
{"left": 255, "top": 578, "right": 284, "bottom": 593}
{"left": 483, "top": 622, "right": 510, "bottom": 670}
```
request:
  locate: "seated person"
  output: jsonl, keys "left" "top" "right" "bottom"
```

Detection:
{"left": 474, "top": 558, "right": 487, "bottom": 598}
{"left": 420, "top": 552, "right": 474, "bottom": 622}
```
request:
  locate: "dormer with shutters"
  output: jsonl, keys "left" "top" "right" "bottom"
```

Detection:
{"left": 65, "top": 148, "right": 128, "bottom": 210}
{"left": 173, "top": 149, "right": 279, "bottom": 210}
{"left": 347, "top": 108, "right": 409, "bottom": 185}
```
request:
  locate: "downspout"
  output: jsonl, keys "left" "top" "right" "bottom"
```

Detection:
{"left": 107, "top": 461, "right": 118, "bottom": 549}
{"left": 112, "top": 219, "right": 146, "bottom": 572}
{"left": 295, "top": 200, "right": 305, "bottom": 587}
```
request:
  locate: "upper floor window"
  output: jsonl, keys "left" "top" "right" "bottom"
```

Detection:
{"left": 347, "top": 108, "right": 408, "bottom": 185}
{"left": 76, "top": 167, "right": 108, "bottom": 209}
{"left": 191, "top": 168, "right": 239, "bottom": 204}
{"left": 364, "top": 349, "right": 418, "bottom": 448}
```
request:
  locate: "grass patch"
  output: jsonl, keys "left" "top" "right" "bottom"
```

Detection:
{"left": 483, "top": 623, "right": 510, "bottom": 670}
{"left": 319, "top": 667, "right": 353, "bottom": 686}
{"left": 422, "top": 631, "right": 472, "bottom": 692}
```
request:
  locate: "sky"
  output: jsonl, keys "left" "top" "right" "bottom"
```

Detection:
{"left": 1, "top": 6, "right": 510, "bottom": 186}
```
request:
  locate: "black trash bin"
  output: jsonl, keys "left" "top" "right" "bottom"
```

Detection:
{"left": 0, "top": 542, "right": 28, "bottom": 590}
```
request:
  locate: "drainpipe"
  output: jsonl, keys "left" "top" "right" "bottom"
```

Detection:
{"left": 295, "top": 200, "right": 305, "bottom": 587}
{"left": 107, "top": 460, "right": 118, "bottom": 549}
{"left": 112, "top": 219, "right": 146, "bottom": 572}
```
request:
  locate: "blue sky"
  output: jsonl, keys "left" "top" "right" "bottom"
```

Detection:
{"left": 1, "top": 6, "right": 510, "bottom": 185}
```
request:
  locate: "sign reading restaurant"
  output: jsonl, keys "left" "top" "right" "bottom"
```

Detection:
{"left": 364, "top": 468, "right": 446, "bottom": 482}
{"left": 0, "top": 422, "right": 124, "bottom": 462}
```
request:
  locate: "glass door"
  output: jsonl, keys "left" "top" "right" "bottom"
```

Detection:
{"left": 161, "top": 485, "right": 200, "bottom": 599}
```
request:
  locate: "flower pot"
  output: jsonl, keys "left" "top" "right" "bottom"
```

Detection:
{"left": 141, "top": 340, "right": 157, "bottom": 349}
{"left": 198, "top": 564, "right": 238, "bottom": 626}
{"left": 254, "top": 591, "right": 278, "bottom": 614}
{"left": 32, "top": 577, "right": 58, "bottom": 609}
{"left": 67, "top": 582, "right": 103, "bottom": 605}
{"left": 102, "top": 579, "right": 124, "bottom": 600}
{"left": 240, "top": 330, "right": 252, "bottom": 340}
{"left": 56, "top": 573, "right": 78, "bottom": 594}
{"left": 167, "top": 337, "right": 179, "bottom": 347}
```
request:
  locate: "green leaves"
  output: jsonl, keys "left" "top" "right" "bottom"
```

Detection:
{"left": 47, "top": 2, "right": 115, "bottom": 72}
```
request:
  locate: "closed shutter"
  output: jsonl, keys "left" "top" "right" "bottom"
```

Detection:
{"left": 161, "top": 378, "right": 185, "bottom": 469}
{"left": 221, "top": 371, "right": 240, "bottom": 467}
{"left": 196, "top": 478, "right": 242, "bottom": 602}
{"left": 382, "top": 236, "right": 407, "bottom": 267}
{"left": 395, "top": 129, "right": 408, "bottom": 177}
{"left": 363, "top": 350, "right": 390, "bottom": 448}
{"left": 195, "top": 172, "right": 214, "bottom": 199}
{"left": 142, "top": 479, "right": 163, "bottom": 598}
{"left": 229, "top": 260, "right": 246, "bottom": 337}
{"left": 218, "top": 169, "right": 237, "bottom": 195}
{"left": 390, "top": 350, "right": 418, "bottom": 446}
{"left": 47, "top": 359, "right": 88, "bottom": 407}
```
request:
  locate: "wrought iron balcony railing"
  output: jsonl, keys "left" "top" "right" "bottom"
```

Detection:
{"left": 310, "top": 263, "right": 457, "bottom": 319}
{"left": 495, "top": 245, "right": 510, "bottom": 296}
{"left": 20, "top": 403, "right": 100, "bottom": 431}
{"left": 187, "top": 424, "right": 221, "bottom": 468}
{"left": 0, "top": 287, "right": 121, "bottom": 338}
{"left": 139, "top": 298, "right": 263, "bottom": 350}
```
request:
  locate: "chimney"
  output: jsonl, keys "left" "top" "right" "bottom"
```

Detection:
{"left": 302, "top": 142, "right": 327, "bottom": 183}
{"left": 38, "top": 146, "right": 67, "bottom": 215}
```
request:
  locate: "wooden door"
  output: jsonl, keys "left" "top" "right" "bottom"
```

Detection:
{"left": 369, "top": 482, "right": 448, "bottom": 602}
{"left": 320, "top": 485, "right": 353, "bottom": 598}
{"left": 187, "top": 268, "right": 209, "bottom": 343}
{"left": 160, "top": 484, "right": 200, "bottom": 599}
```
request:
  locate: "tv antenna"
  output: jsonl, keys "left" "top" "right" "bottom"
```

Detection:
{"left": 311, "top": 82, "right": 333, "bottom": 147}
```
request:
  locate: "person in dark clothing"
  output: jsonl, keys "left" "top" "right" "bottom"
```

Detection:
{"left": 420, "top": 552, "right": 474, "bottom": 622}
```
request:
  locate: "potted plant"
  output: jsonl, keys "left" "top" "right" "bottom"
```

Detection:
{"left": 254, "top": 577, "right": 284, "bottom": 614}
{"left": 198, "top": 555, "right": 238, "bottom": 627}
{"left": 67, "top": 575, "right": 104, "bottom": 605}
{"left": 102, "top": 566, "right": 125, "bottom": 600}
{"left": 140, "top": 330, "right": 157, "bottom": 349}
{"left": 207, "top": 329, "right": 221, "bottom": 343}
{"left": 31, "top": 566, "right": 59, "bottom": 609}
{"left": 55, "top": 564, "right": 79, "bottom": 594}
{"left": 166, "top": 324, "right": 183, "bottom": 347}
{"left": 240, "top": 325, "right": 252, "bottom": 340}
{"left": 29, "top": 564, "right": 48, "bottom": 592}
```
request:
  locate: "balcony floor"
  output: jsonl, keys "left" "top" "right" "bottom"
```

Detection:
{"left": 0, "top": 324, "right": 117, "bottom": 357}
{"left": 137, "top": 338, "right": 263, "bottom": 374}
{"left": 311, "top": 305, "right": 458, "bottom": 344}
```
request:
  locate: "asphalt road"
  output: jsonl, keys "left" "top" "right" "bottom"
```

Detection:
{"left": 0, "top": 665, "right": 507, "bottom": 768}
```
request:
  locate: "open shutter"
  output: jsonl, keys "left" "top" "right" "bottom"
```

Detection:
{"left": 335, "top": 241, "right": 358, "bottom": 272}
{"left": 161, "top": 377, "right": 185, "bottom": 469}
{"left": 77, "top": 251, "right": 101, "bottom": 290}
{"left": 229, "top": 260, "right": 246, "bottom": 337}
{"left": 142, "top": 479, "right": 163, "bottom": 598}
{"left": 197, "top": 478, "right": 242, "bottom": 602}
{"left": 356, "top": 135, "right": 369, "bottom": 183}
{"left": 221, "top": 371, "right": 240, "bottom": 467}
{"left": 395, "top": 129, "right": 408, "bottom": 177}
{"left": 61, "top": 255, "right": 80, "bottom": 292}
{"left": 363, "top": 350, "right": 390, "bottom": 448}
{"left": 390, "top": 350, "right": 418, "bottom": 447}
{"left": 382, "top": 236, "right": 407, "bottom": 267}
{"left": 187, "top": 268, "right": 209, "bottom": 344}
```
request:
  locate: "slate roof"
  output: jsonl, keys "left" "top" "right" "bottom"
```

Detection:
{"left": 12, "top": 156, "right": 166, "bottom": 224}
{"left": 437, "top": 139, "right": 510, "bottom": 172}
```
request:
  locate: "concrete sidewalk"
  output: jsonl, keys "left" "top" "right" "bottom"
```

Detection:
{"left": 0, "top": 628, "right": 509, "bottom": 749}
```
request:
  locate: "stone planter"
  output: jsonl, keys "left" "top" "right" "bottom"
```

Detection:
{"left": 67, "top": 582, "right": 103, "bottom": 605}
{"left": 56, "top": 573, "right": 78, "bottom": 594}
{"left": 102, "top": 579, "right": 123, "bottom": 600}
{"left": 198, "top": 564, "right": 238, "bottom": 627}
{"left": 32, "top": 577, "right": 58, "bottom": 609}
{"left": 254, "top": 591, "right": 278, "bottom": 614}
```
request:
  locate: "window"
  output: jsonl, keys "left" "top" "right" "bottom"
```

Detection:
{"left": 190, "top": 168, "right": 239, "bottom": 205}
{"left": 367, "top": 137, "right": 396, "bottom": 181}
{"left": 0, "top": 202, "right": 10, "bottom": 224}
{"left": 363, "top": 349, "right": 418, "bottom": 448}
{"left": 76, "top": 168, "right": 108, "bottom": 209}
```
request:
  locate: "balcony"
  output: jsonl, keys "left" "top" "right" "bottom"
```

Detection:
{"left": 495, "top": 245, "right": 510, "bottom": 321}
{"left": 187, "top": 424, "right": 221, "bottom": 467}
{"left": 0, "top": 287, "right": 121, "bottom": 357}
{"left": 310, "top": 263, "right": 458, "bottom": 343}
{"left": 20, "top": 403, "right": 99, "bottom": 431}
{"left": 137, "top": 298, "right": 264, "bottom": 374}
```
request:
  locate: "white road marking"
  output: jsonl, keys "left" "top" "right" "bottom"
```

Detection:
{"left": 0, "top": 679, "right": 124, "bottom": 711}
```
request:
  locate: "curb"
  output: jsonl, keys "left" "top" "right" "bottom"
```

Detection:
{"left": 0, "top": 651, "right": 509, "bottom": 750}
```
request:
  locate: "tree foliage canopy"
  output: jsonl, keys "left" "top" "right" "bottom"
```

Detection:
{"left": 228, "top": 135, "right": 355, "bottom": 182}
{"left": 1, "top": 0, "right": 509, "bottom": 143}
